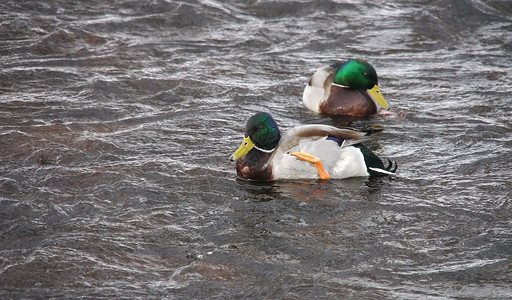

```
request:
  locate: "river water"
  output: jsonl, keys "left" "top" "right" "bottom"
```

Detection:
{"left": 1, "top": 0, "right": 511, "bottom": 299}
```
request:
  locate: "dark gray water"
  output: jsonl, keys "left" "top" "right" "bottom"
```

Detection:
{"left": 1, "top": 0, "right": 511, "bottom": 298}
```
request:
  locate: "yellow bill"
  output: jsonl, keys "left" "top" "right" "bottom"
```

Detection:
{"left": 229, "top": 136, "right": 254, "bottom": 161}
{"left": 367, "top": 85, "right": 389, "bottom": 110}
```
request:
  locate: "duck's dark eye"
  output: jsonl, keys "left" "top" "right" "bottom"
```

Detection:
{"left": 363, "top": 72, "right": 370, "bottom": 78}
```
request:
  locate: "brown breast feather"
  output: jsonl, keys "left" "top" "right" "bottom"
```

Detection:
{"left": 319, "top": 85, "right": 377, "bottom": 116}
{"left": 236, "top": 150, "right": 274, "bottom": 181}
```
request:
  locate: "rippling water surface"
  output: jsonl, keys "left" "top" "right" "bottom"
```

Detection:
{"left": 1, "top": 0, "right": 511, "bottom": 298}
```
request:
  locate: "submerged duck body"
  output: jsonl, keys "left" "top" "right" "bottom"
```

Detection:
{"left": 303, "top": 60, "right": 389, "bottom": 116}
{"left": 230, "top": 112, "right": 397, "bottom": 181}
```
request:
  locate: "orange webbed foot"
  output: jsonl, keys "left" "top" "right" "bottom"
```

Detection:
{"left": 290, "top": 152, "right": 330, "bottom": 180}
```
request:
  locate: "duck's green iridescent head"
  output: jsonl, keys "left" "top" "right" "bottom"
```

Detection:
{"left": 333, "top": 59, "right": 378, "bottom": 89}
{"left": 245, "top": 112, "right": 280, "bottom": 150}
{"left": 333, "top": 59, "right": 388, "bottom": 110}
{"left": 230, "top": 112, "right": 280, "bottom": 161}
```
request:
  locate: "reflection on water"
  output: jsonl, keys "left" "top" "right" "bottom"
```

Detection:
{"left": 1, "top": 0, "right": 512, "bottom": 298}
{"left": 239, "top": 177, "right": 388, "bottom": 203}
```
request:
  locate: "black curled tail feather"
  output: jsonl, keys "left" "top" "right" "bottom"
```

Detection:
{"left": 354, "top": 144, "right": 397, "bottom": 176}
{"left": 385, "top": 159, "right": 398, "bottom": 173}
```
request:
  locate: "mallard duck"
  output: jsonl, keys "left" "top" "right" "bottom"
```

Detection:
{"left": 303, "top": 59, "right": 389, "bottom": 116}
{"left": 229, "top": 112, "right": 397, "bottom": 181}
